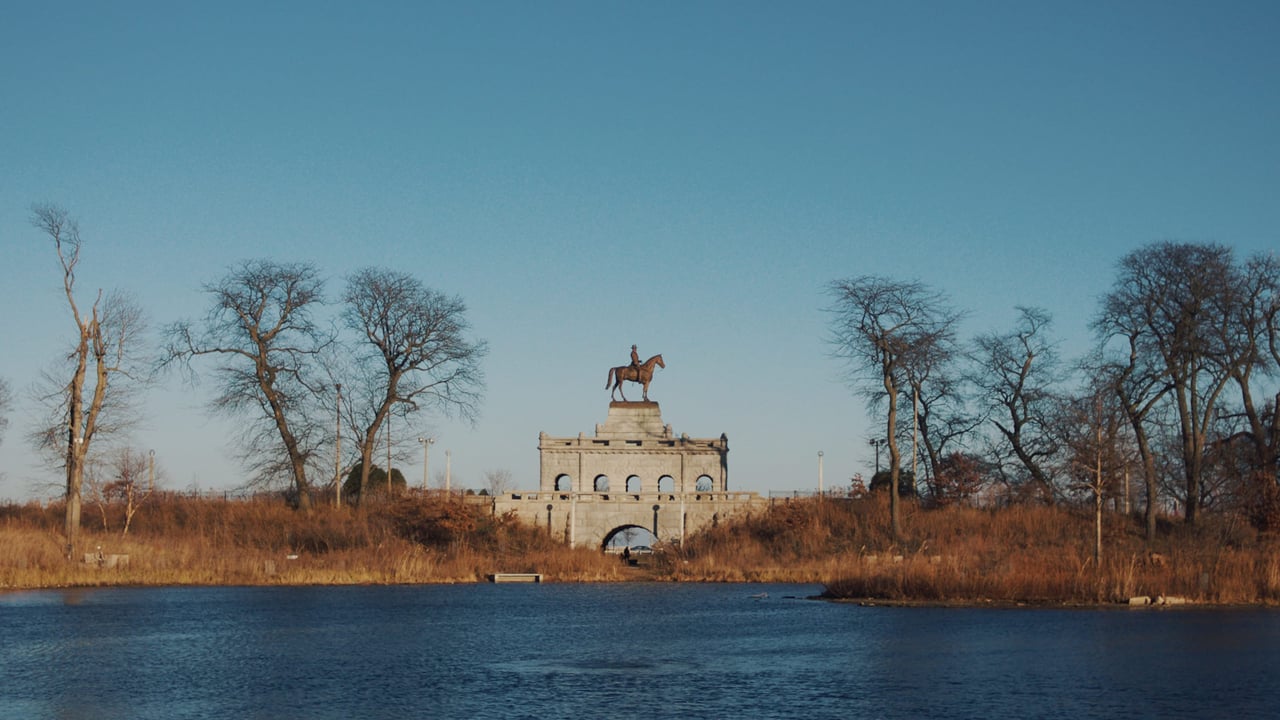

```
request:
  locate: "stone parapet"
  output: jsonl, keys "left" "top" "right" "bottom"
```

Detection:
{"left": 538, "top": 435, "right": 726, "bottom": 452}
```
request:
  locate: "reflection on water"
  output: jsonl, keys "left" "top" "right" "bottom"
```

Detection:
{"left": 3, "top": 583, "right": 1279, "bottom": 719}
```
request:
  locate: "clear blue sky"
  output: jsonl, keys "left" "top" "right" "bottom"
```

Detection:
{"left": 2, "top": 1, "right": 1277, "bottom": 500}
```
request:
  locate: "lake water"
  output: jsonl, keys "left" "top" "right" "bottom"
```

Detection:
{"left": 2, "top": 582, "right": 1277, "bottom": 719}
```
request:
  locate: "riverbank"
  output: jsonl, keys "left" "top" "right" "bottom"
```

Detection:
{"left": 0, "top": 493, "right": 637, "bottom": 589}
{"left": 4, "top": 493, "right": 1279, "bottom": 605}
{"left": 664, "top": 496, "right": 1280, "bottom": 606}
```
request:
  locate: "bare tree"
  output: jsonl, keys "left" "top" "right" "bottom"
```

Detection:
{"left": 902, "top": 351, "right": 979, "bottom": 501}
{"left": 1058, "top": 385, "right": 1130, "bottom": 567}
{"left": 84, "top": 446, "right": 159, "bottom": 535}
{"left": 1225, "top": 254, "right": 1280, "bottom": 484}
{"left": 162, "top": 260, "right": 330, "bottom": 508}
{"left": 30, "top": 204, "right": 149, "bottom": 557}
{"left": 484, "top": 468, "right": 513, "bottom": 496}
{"left": 341, "top": 268, "right": 486, "bottom": 505}
{"left": 1088, "top": 315, "right": 1171, "bottom": 541}
{"left": 933, "top": 451, "right": 988, "bottom": 506}
{"left": 827, "top": 276, "right": 962, "bottom": 540}
{"left": 83, "top": 454, "right": 112, "bottom": 531}
{"left": 0, "top": 377, "right": 11, "bottom": 447}
{"left": 970, "top": 307, "right": 1064, "bottom": 503}
{"left": 1098, "top": 243, "right": 1244, "bottom": 523}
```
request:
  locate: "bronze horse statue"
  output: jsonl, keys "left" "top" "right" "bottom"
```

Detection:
{"left": 606, "top": 354, "right": 665, "bottom": 402}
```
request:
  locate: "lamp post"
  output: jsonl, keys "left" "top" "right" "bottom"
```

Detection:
{"left": 445, "top": 449, "right": 452, "bottom": 494}
{"left": 418, "top": 437, "right": 434, "bottom": 492}
{"left": 148, "top": 449, "right": 155, "bottom": 493}
{"left": 868, "top": 438, "right": 886, "bottom": 475}
{"left": 817, "top": 451, "right": 824, "bottom": 496}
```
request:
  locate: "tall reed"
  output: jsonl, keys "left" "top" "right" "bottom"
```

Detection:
{"left": 6, "top": 492, "right": 1278, "bottom": 604}
{"left": 0, "top": 493, "right": 627, "bottom": 589}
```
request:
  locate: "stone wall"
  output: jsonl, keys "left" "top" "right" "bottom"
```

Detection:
{"left": 493, "top": 490, "right": 766, "bottom": 549}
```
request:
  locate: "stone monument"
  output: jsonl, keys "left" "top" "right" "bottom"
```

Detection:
{"left": 492, "top": 350, "right": 765, "bottom": 549}
{"left": 537, "top": 400, "right": 729, "bottom": 494}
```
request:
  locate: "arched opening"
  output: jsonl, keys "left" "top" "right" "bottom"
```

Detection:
{"left": 602, "top": 525, "right": 659, "bottom": 554}
{"left": 658, "top": 475, "right": 674, "bottom": 493}
{"left": 695, "top": 475, "right": 714, "bottom": 492}
{"left": 626, "top": 475, "right": 642, "bottom": 493}
{"left": 555, "top": 474, "right": 573, "bottom": 492}
{"left": 594, "top": 474, "right": 610, "bottom": 492}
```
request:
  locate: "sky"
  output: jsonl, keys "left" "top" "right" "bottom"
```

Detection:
{"left": 2, "top": 1, "right": 1278, "bottom": 501}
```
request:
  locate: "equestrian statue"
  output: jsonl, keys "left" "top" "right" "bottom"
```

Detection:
{"left": 606, "top": 344, "right": 665, "bottom": 402}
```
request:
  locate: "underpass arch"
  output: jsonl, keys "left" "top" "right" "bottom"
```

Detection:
{"left": 602, "top": 524, "right": 659, "bottom": 552}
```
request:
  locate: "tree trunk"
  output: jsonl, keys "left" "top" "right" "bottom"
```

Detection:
{"left": 64, "top": 461, "right": 82, "bottom": 558}
{"left": 1174, "top": 386, "right": 1200, "bottom": 524}
{"left": 64, "top": 332, "right": 90, "bottom": 559}
{"left": 291, "top": 453, "right": 311, "bottom": 510}
{"left": 885, "top": 369, "right": 901, "bottom": 542}
{"left": 1133, "top": 423, "right": 1159, "bottom": 542}
{"left": 1095, "top": 419, "right": 1103, "bottom": 567}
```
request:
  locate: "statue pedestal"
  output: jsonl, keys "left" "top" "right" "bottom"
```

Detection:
{"left": 597, "top": 401, "right": 669, "bottom": 439}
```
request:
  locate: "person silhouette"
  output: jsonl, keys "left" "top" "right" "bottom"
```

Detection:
{"left": 629, "top": 344, "right": 641, "bottom": 376}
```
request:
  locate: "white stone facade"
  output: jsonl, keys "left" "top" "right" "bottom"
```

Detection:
{"left": 490, "top": 401, "right": 765, "bottom": 548}
{"left": 538, "top": 401, "right": 728, "bottom": 494}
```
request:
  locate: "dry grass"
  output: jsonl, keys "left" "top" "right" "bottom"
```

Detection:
{"left": 657, "top": 495, "right": 1280, "bottom": 605}
{"left": 6, "top": 493, "right": 1280, "bottom": 605}
{"left": 0, "top": 494, "right": 629, "bottom": 589}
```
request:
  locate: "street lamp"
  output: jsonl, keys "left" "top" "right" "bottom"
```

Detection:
{"left": 868, "top": 438, "right": 886, "bottom": 475}
{"left": 817, "top": 451, "right": 824, "bottom": 496}
{"left": 418, "top": 437, "right": 435, "bottom": 492}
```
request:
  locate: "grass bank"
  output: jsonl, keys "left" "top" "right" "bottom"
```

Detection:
{"left": 664, "top": 495, "right": 1280, "bottom": 605}
{"left": 0, "top": 493, "right": 630, "bottom": 589}
{"left": 5, "top": 493, "right": 1278, "bottom": 606}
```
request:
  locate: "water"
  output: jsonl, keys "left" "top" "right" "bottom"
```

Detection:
{"left": 2, "top": 583, "right": 1278, "bottom": 719}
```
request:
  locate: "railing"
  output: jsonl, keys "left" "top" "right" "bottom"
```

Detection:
{"left": 502, "top": 491, "right": 762, "bottom": 503}
{"left": 539, "top": 436, "right": 726, "bottom": 450}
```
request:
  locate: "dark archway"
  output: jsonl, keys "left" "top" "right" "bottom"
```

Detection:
{"left": 594, "top": 474, "right": 610, "bottom": 492}
{"left": 555, "top": 474, "right": 573, "bottom": 492}
{"left": 602, "top": 525, "right": 658, "bottom": 553}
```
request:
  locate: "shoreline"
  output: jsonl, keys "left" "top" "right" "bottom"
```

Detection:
{"left": 8, "top": 495, "right": 1280, "bottom": 606}
{"left": 4, "top": 576, "right": 1277, "bottom": 610}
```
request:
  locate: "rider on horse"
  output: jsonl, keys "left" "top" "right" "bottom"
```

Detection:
{"left": 608, "top": 346, "right": 665, "bottom": 401}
